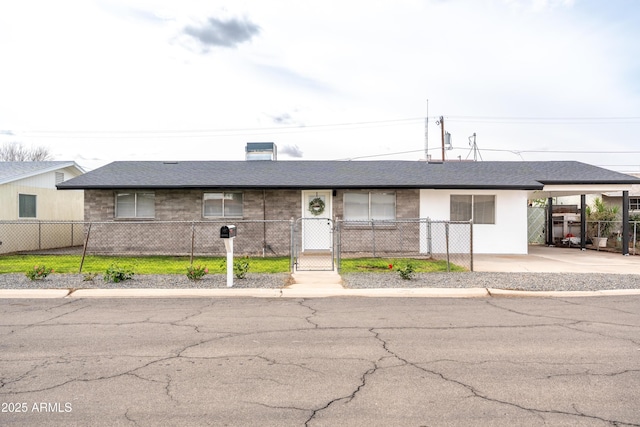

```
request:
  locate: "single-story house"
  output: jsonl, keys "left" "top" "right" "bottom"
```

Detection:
{"left": 56, "top": 159, "right": 640, "bottom": 255}
{"left": 0, "top": 161, "right": 85, "bottom": 253}
{"left": 602, "top": 173, "right": 640, "bottom": 217}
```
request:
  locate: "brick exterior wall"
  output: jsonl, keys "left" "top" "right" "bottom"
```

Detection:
{"left": 82, "top": 188, "right": 420, "bottom": 256}
{"left": 334, "top": 189, "right": 421, "bottom": 254}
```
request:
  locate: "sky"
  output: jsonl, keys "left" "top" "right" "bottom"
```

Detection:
{"left": 1, "top": 0, "right": 639, "bottom": 172}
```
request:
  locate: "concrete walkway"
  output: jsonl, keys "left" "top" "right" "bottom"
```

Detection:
{"left": 289, "top": 269, "right": 343, "bottom": 289}
{"left": 474, "top": 245, "right": 640, "bottom": 274}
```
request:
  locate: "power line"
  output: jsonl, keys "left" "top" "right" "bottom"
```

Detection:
{"left": 18, "top": 117, "right": 425, "bottom": 137}
{"left": 446, "top": 116, "right": 640, "bottom": 124}
{"left": 11, "top": 115, "right": 640, "bottom": 138}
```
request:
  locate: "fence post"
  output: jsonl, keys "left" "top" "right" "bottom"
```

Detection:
{"left": 371, "top": 220, "right": 376, "bottom": 257}
{"left": 469, "top": 221, "right": 474, "bottom": 272}
{"left": 445, "top": 222, "right": 450, "bottom": 272}
{"left": 335, "top": 219, "right": 341, "bottom": 272}
{"left": 38, "top": 221, "right": 42, "bottom": 250}
{"left": 79, "top": 223, "right": 92, "bottom": 273}
{"left": 190, "top": 221, "right": 195, "bottom": 265}
{"left": 427, "top": 218, "right": 432, "bottom": 256}
{"left": 290, "top": 218, "right": 295, "bottom": 272}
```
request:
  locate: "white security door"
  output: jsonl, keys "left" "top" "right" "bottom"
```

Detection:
{"left": 302, "top": 190, "right": 333, "bottom": 251}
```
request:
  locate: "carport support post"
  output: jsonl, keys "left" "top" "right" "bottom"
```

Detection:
{"left": 547, "top": 197, "right": 554, "bottom": 246}
{"left": 580, "top": 195, "right": 587, "bottom": 251}
{"left": 623, "top": 190, "right": 630, "bottom": 256}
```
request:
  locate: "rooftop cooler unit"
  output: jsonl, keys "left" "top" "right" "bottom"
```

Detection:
{"left": 246, "top": 142, "right": 277, "bottom": 161}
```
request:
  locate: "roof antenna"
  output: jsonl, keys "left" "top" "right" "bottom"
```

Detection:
{"left": 436, "top": 116, "right": 445, "bottom": 161}
{"left": 424, "top": 99, "right": 429, "bottom": 160}
{"left": 466, "top": 133, "right": 483, "bottom": 161}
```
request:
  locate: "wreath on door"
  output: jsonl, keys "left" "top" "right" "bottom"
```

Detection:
{"left": 308, "top": 197, "right": 325, "bottom": 216}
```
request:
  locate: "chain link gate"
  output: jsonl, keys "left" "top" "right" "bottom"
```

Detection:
{"left": 292, "top": 217, "right": 335, "bottom": 271}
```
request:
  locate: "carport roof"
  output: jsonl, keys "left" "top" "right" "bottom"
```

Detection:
{"left": 56, "top": 160, "right": 640, "bottom": 190}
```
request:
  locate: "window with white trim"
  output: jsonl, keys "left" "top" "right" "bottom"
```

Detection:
{"left": 203, "top": 192, "right": 243, "bottom": 217}
{"left": 344, "top": 192, "right": 395, "bottom": 221}
{"left": 115, "top": 192, "right": 155, "bottom": 218}
{"left": 19, "top": 194, "right": 37, "bottom": 218}
{"left": 450, "top": 195, "right": 495, "bottom": 224}
{"left": 630, "top": 197, "right": 640, "bottom": 211}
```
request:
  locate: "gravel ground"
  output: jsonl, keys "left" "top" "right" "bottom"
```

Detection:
{"left": 342, "top": 272, "right": 640, "bottom": 291}
{"left": 0, "top": 273, "right": 291, "bottom": 290}
{"left": 1, "top": 272, "right": 639, "bottom": 291}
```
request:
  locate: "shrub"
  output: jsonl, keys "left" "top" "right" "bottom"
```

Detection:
{"left": 26, "top": 265, "right": 53, "bottom": 281}
{"left": 397, "top": 263, "right": 415, "bottom": 280}
{"left": 586, "top": 197, "right": 620, "bottom": 239}
{"left": 186, "top": 265, "right": 208, "bottom": 281}
{"left": 234, "top": 259, "right": 250, "bottom": 279}
{"left": 103, "top": 263, "right": 135, "bottom": 283}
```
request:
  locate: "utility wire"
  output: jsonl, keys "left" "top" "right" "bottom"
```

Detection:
{"left": 12, "top": 115, "right": 640, "bottom": 138}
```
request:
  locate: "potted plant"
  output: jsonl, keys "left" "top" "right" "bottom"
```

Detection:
{"left": 586, "top": 198, "right": 619, "bottom": 247}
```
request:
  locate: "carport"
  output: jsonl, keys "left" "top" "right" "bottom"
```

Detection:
{"left": 528, "top": 180, "right": 636, "bottom": 255}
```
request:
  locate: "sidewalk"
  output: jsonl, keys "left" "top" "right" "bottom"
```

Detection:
{"left": 2, "top": 246, "right": 639, "bottom": 299}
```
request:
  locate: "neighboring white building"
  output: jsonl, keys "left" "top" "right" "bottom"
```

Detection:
{"left": 0, "top": 161, "right": 85, "bottom": 253}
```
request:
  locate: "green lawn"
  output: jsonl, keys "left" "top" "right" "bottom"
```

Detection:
{"left": 0, "top": 255, "right": 290, "bottom": 275}
{"left": 0, "top": 254, "right": 464, "bottom": 275}
{"left": 339, "top": 257, "right": 466, "bottom": 273}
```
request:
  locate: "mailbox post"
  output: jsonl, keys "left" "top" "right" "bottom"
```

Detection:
{"left": 220, "top": 225, "right": 237, "bottom": 287}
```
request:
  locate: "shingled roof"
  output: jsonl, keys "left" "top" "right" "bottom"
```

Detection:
{"left": 0, "top": 161, "right": 84, "bottom": 185}
{"left": 56, "top": 160, "right": 640, "bottom": 190}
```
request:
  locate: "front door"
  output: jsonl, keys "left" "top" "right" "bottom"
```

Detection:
{"left": 302, "top": 190, "right": 333, "bottom": 251}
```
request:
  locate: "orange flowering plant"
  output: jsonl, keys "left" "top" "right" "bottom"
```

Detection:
{"left": 186, "top": 265, "right": 208, "bottom": 281}
{"left": 26, "top": 265, "right": 54, "bottom": 280}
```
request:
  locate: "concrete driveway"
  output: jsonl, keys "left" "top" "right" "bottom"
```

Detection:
{"left": 474, "top": 245, "right": 640, "bottom": 274}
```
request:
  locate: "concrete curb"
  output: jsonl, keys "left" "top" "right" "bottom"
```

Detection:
{"left": 68, "top": 288, "right": 283, "bottom": 298}
{"left": 2, "top": 287, "right": 640, "bottom": 299}
{"left": 0, "top": 289, "right": 71, "bottom": 298}
{"left": 487, "top": 288, "right": 640, "bottom": 298}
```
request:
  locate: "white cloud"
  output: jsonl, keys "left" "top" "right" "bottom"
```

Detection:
{"left": 0, "top": 0, "right": 638, "bottom": 171}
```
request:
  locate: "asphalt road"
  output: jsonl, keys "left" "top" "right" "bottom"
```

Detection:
{"left": 1, "top": 296, "right": 639, "bottom": 426}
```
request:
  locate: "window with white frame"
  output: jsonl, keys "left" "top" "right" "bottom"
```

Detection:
{"left": 203, "top": 192, "right": 243, "bottom": 217}
{"left": 450, "top": 195, "right": 495, "bottom": 224}
{"left": 344, "top": 192, "right": 395, "bottom": 221}
{"left": 19, "top": 194, "right": 37, "bottom": 218}
{"left": 630, "top": 197, "right": 640, "bottom": 211}
{"left": 115, "top": 192, "right": 155, "bottom": 218}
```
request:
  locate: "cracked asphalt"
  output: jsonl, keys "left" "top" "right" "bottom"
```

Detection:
{"left": 1, "top": 296, "right": 639, "bottom": 426}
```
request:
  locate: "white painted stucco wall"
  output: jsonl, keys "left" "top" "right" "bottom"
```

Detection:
{"left": 0, "top": 167, "right": 84, "bottom": 221}
{"left": 420, "top": 189, "right": 529, "bottom": 254}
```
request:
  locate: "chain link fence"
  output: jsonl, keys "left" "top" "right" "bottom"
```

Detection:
{"left": 336, "top": 219, "right": 473, "bottom": 271}
{"left": 80, "top": 220, "right": 293, "bottom": 257}
{"left": 0, "top": 221, "right": 85, "bottom": 255}
{"left": 2, "top": 218, "right": 473, "bottom": 272}
{"left": 585, "top": 220, "right": 639, "bottom": 255}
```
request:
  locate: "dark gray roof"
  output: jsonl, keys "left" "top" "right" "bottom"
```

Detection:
{"left": 0, "top": 161, "right": 84, "bottom": 185}
{"left": 56, "top": 160, "right": 640, "bottom": 190}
